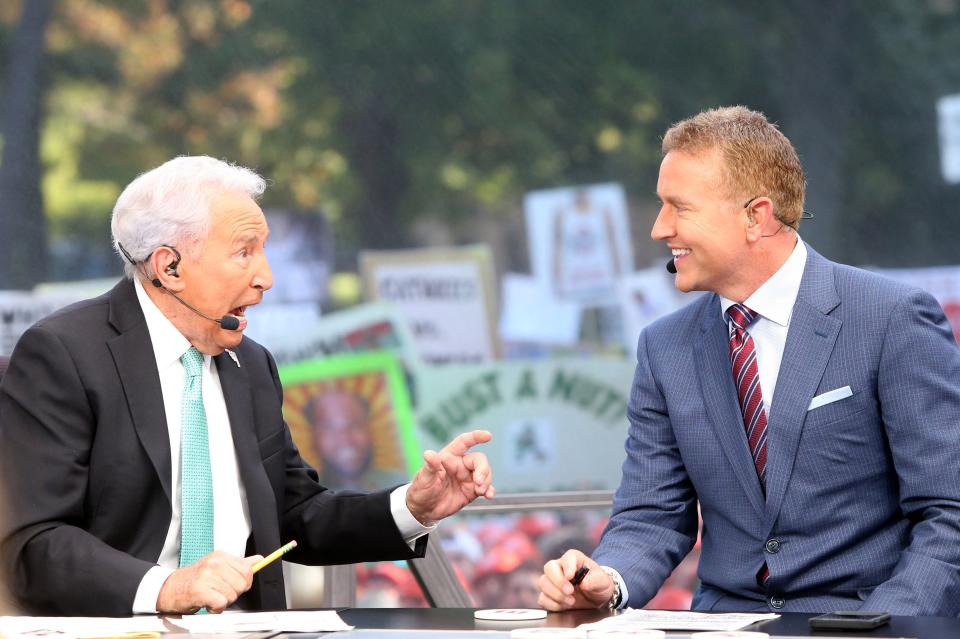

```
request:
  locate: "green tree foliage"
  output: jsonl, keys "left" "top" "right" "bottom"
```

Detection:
{"left": 248, "top": 0, "right": 763, "bottom": 254}
{"left": 2, "top": 0, "right": 959, "bottom": 286}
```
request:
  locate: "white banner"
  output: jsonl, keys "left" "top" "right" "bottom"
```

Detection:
{"left": 937, "top": 94, "right": 960, "bottom": 184}
{"left": 0, "top": 290, "right": 91, "bottom": 356}
{"left": 415, "top": 358, "right": 635, "bottom": 491}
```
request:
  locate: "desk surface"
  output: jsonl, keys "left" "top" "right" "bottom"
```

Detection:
{"left": 318, "top": 608, "right": 960, "bottom": 639}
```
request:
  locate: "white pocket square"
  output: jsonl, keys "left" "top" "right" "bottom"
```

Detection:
{"left": 807, "top": 386, "right": 853, "bottom": 411}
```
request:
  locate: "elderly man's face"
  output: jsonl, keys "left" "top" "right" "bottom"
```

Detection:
{"left": 176, "top": 190, "right": 272, "bottom": 354}
{"left": 651, "top": 148, "right": 751, "bottom": 298}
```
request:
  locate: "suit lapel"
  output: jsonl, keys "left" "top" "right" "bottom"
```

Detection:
{"left": 106, "top": 280, "right": 172, "bottom": 504}
{"left": 216, "top": 351, "right": 277, "bottom": 551}
{"left": 695, "top": 296, "right": 766, "bottom": 518}
{"left": 763, "top": 247, "right": 841, "bottom": 528}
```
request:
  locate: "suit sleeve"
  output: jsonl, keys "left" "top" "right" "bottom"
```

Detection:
{"left": 261, "top": 350, "right": 426, "bottom": 566}
{"left": 591, "top": 328, "right": 698, "bottom": 607}
{"left": 861, "top": 290, "right": 960, "bottom": 615}
{"left": 0, "top": 326, "right": 155, "bottom": 615}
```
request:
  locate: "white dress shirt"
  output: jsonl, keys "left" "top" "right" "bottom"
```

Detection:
{"left": 605, "top": 237, "right": 807, "bottom": 608}
{"left": 719, "top": 237, "right": 807, "bottom": 414}
{"left": 131, "top": 279, "right": 432, "bottom": 612}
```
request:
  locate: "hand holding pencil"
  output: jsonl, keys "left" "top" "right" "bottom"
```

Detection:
{"left": 155, "top": 541, "right": 295, "bottom": 615}
{"left": 252, "top": 540, "right": 297, "bottom": 573}
{"left": 155, "top": 551, "right": 260, "bottom": 614}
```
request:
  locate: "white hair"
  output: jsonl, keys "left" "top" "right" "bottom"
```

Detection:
{"left": 111, "top": 156, "right": 266, "bottom": 279}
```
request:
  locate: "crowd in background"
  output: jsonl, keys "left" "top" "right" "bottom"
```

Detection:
{"left": 353, "top": 511, "right": 702, "bottom": 609}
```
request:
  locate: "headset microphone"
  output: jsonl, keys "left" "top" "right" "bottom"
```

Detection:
{"left": 217, "top": 315, "right": 241, "bottom": 331}
{"left": 666, "top": 257, "right": 677, "bottom": 274}
{"left": 150, "top": 277, "right": 242, "bottom": 331}
{"left": 118, "top": 242, "right": 241, "bottom": 331}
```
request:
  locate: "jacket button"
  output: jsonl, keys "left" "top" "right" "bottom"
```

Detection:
{"left": 769, "top": 596, "right": 785, "bottom": 609}
{"left": 765, "top": 539, "right": 781, "bottom": 554}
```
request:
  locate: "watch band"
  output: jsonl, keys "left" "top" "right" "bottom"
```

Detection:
{"left": 600, "top": 566, "right": 623, "bottom": 609}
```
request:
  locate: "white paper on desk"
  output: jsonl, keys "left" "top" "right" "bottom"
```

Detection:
{"left": 0, "top": 615, "right": 168, "bottom": 639}
{"left": 578, "top": 610, "right": 779, "bottom": 632}
{"left": 173, "top": 610, "right": 352, "bottom": 633}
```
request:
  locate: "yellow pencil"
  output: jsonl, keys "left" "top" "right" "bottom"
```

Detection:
{"left": 252, "top": 540, "right": 297, "bottom": 573}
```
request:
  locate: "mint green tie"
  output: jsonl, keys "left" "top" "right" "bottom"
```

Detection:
{"left": 179, "top": 347, "right": 214, "bottom": 569}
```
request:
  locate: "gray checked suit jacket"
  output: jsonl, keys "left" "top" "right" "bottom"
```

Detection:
{"left": 593, "top": 244, "right": 960, "bottom": 615}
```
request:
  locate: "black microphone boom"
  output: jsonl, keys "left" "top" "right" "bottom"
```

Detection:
{"left": 120, "top": 243, "right": 241, "bottom": 331}
{"left": 666, "top": 257, "right": 677, "bottom": 274}
{"left": 152, "top": 278, "right": 241, "bottom": 331}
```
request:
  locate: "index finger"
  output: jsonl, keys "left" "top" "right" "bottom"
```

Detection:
{"left": 560, "top": 549, "right": 588, "bottom": 581}
{"left": 441, "top": 430, "right": 492, "bottom": 456}
{"left": 542, "top": 557, "right": 569, "bottom": 590}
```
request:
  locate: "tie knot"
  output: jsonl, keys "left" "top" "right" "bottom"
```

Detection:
{"left": 181, "top": 347, "right": 204, "bottom": 377}
{"left": 726, "top": 303, "right": 757, "bottom": 331}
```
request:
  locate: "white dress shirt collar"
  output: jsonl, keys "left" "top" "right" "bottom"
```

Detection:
{"left": 134, "top": 278, "right": 201, "bottom": 368}
{"left": 720, "top": 237, "right": 807, "bottom": 326}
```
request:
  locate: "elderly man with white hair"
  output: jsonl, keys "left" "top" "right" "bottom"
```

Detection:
{"left": 0, "top": 156, "right": 496, "bottom": 616}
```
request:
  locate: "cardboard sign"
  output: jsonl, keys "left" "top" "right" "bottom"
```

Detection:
{"left": 617, "top": 265, "right": 692, "bottom": 352}
{"left": 360, "top": 246, "right": 499, "bottom": 364}
{"left": 525, "top": 183, "right": 633, "bottom": 306}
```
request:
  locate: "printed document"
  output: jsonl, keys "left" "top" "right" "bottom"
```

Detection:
{"left": 172, "top": 610, "right": 352, "bottom": 633}
{"left": 579, "top": 609, "right": 779, "bottom": 632}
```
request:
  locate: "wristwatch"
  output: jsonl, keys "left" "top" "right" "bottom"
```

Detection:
{"left": 600, "top": 566, "right": 623, "bottom": 609}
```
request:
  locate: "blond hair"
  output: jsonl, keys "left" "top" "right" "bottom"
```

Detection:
{"left": 662, "top": 106, "right": 806, "bottom": 229}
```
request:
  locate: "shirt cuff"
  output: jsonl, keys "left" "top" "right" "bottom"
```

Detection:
{"left": 133, "top": 565, "right": 175, "bottom": 613}
{"left": 601, "top": 565, "right": 630, "bottom": 610}
{"left": 391, "top": 483, "right": 437, "bottom": 548}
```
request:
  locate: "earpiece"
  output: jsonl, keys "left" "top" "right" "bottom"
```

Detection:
{"left": 164, "top": 246, "right": 182, "bottom": 277}
{"left": 119, "top": 242, "right": 239, "bottom": 331}
{"left": 152, "top": 248, "right": 181, "bottom": 287}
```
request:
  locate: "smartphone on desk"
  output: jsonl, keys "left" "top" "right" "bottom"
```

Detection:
{"left": 809, "top": 611, "right": 891, "bottom": 630}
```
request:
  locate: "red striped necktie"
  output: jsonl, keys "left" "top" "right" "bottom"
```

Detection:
{"left": 726, "top": 304, "right": 772, "bottom": 585}
{"left": 726, "top": 304, "right": 768, "bottom": 490}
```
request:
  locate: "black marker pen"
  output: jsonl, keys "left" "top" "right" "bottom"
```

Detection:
{"left": 571, "top": 565, "right": 589, "bottom": 586}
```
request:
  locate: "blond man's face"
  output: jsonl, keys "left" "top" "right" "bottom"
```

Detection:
{"left": 651, "top": 148, "right": 751, "bottom": 298}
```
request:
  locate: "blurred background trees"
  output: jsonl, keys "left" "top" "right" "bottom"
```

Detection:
{"left": 2, "top": 0, "right": 959, "bottom": 289}
{"left": 0, "top": 0, "right": 52, "bottom": 289}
